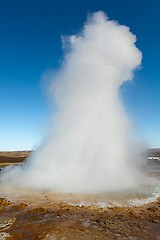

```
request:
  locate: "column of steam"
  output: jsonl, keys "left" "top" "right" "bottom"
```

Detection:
{"left": 0, "top": 11, "right": 142, "bottom": 193}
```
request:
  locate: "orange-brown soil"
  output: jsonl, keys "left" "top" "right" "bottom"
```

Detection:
{"left": 0, "top": 151, "right": 159, "bottom": 239}
{"left": 0, "top": 195, "right": 159, "bottom": 240}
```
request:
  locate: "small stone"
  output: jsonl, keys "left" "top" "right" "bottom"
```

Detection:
{"left": 152, "top": 219, "right": 159, "bottom": 223}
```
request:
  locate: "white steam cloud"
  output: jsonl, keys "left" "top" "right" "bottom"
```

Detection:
{"left": 1, "top": 11, "right": 143, "bottom": 193}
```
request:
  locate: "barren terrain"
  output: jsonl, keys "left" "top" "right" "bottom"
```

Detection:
{"left": 0, "top": 194, "right": 159, "bottom": 240}
{"left": 0, "top": 150, "right": 160, "bottom": 239}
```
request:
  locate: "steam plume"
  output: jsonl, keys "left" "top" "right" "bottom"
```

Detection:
{"left": 1, "top": 11, "right": 143, "bottom": 193}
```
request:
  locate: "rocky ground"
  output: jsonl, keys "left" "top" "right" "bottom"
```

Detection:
{"left": 0, "top": 195, "right": 160, "bottom": 240}
{"left": 0, "top": 151, "right": 160, "bottom": 239}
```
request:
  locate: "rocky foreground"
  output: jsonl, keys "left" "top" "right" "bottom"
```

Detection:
{"left": 0, "top": 150, "right": 160, "bottom": 239}
{"left": 0, "top": 195, "right": 159, "bottom": 240}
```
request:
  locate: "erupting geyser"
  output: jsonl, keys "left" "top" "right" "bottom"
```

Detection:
{"left": 1, "top": 11, "right": 143, "bottom": 193}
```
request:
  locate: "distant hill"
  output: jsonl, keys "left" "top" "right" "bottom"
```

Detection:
{"left": 0, "top": 151, "right": 32, "bottom": 163}
{"left": 148, "top": 148, "right": 160, "bottom": 158}
{"left": 0, "top": 148, "right": 159, "bottom": 164}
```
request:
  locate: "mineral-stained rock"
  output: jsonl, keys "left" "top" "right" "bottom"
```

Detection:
{"left": 0, "top": 196, "right": 159, "bottom": 240}
{"left": 0, "top": 232, "right": 11, "bottom": 240}
{"left": 0, "top": 217, "right": 15, "bottom": 231}
{"left": 0, "top": 198, "right": 12, "bottom": 207}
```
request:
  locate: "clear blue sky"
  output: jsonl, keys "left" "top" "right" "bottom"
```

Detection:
{"left": 0, "top": 0, "right": 159, "bottom": 150}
